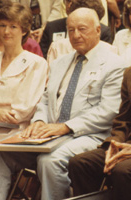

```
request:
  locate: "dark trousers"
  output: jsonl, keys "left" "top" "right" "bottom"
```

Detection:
{"left": 68, "top": 148, "right": 131, "bottom": 200}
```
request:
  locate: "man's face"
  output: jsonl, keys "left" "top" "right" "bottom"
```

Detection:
{"left": 67, "top": 10, "right": 101, "bottom": 55}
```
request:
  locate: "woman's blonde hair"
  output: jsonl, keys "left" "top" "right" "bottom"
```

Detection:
{"left": 0, "top": 2, "right": 33, "bottom": 44}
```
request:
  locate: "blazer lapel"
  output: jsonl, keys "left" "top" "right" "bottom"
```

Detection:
{"left": 2, "top": 51, "right": 32, "bottom": 77}
{"left": 75, "top": 47, "right": 106, "bottom": 96}
{"left": 49, "top": 52, "right": 76, "bottom": 107}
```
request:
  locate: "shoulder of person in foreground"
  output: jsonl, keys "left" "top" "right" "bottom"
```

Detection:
{"left": 93, "top": 41, "right": 127, "bottom": 69}
{"left": 113, "top": 28, "right": 130, "bottom": 43}
{"left": 22, "top": 50, "right": 47, "bottom": 64}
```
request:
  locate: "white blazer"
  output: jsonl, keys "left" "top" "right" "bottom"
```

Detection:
{"left": 113, "top": 29, "right": 131, "bottom": 55}
{"left": 32, "top": 41, "right": 126, "bottom": 141}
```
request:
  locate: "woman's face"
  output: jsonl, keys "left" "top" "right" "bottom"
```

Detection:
{"left": 0, "top": 38, "right": 4, "bottom": 52}
{"left": 0, "top": 20, "right": 25, "bottom": 47}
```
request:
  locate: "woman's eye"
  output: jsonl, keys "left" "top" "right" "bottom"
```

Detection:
{"left": 0, "top": 24, "right": 6, "bottom": 27}
{"left": 11, "top": 26, "right": 17, "bottom": 28}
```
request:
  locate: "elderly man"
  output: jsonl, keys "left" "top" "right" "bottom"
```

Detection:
{"left": 40, "top": 0, "right": 112, "bottom": 59}
{"left": 0, "top": 7, "right": 126, "bottom": 200}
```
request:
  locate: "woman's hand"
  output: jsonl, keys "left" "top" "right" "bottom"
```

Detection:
{"left": 0, "top": 108, "right": 18, "bottom": 124}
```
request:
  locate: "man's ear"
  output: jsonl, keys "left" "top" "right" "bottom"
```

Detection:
{"left": 96, "top": 25, "right": 101, "bottom": 36}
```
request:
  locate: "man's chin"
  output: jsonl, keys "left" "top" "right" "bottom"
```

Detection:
{"left": 72, "top": 45, "right": 84, "bottom": 53}
{"left": 75, "top": 48, "right": 85, "bottom": 55}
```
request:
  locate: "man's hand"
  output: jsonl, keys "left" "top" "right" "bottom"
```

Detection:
{"left": 104, "top": 140, "right": 131, "bottom": 174}
{"left": 21, "top": 121, "right": 45, "bottom": 138}
{"left": 115, "top": 18, "right": 121, "bottom": 28}
{"left": 21, "top": 121, "right": 71, "bottom": 139}
{"left": 0, "top": 108, "right": 18, "bottom": 124}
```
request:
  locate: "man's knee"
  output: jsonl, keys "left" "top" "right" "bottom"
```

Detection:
{"left": 112, "top": 159, "right": 131, "bottom": 180}
{"left": 69, "top": 155, "right": 80, "bottom": 170}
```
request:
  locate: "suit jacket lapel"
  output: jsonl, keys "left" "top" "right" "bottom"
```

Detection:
{"left": 49, "top": 52, "right": 76, "bottom": 108}
{"left": 75, "top": 47, "right": 106, "bottom": 96}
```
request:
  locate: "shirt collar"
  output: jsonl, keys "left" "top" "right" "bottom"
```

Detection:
{"left": 74, "top": 41, "right": 100, "bottom": 62}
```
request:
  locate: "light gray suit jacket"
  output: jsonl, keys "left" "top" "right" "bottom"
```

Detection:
{"left": 32, "top": 41, "right": 126, "bottom": 141}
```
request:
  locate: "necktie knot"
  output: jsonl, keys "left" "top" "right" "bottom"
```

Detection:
{"left": 77, "top": 55, "right": 86, "bottom": 63}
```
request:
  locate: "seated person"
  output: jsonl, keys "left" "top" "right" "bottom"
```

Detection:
{"left": 68, "top": 66, "right": 131, "bottom": 200}
{"left": 113, "top": 0, "right": 131, "bottom": 66}
{"left": 0, "top": 8, "right": 126, "bottom": 200}
{"left": 0, "top": 2, "right": 48, "bottom": 140}
{"left": 40, "top": 0, "right": 112, "bottom": 59}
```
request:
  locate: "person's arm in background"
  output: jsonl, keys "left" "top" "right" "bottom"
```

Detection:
{"left": 46, "top": 0, "right": 62, "bottom": 22}
{"left": 31, "top": 0, "right": 62, "bottom": 43}
{"left": 39, "top": 22, "right": 52, "bottom": 59}
{"left": 107, "top": 0, "right": 121, "bottom": 28}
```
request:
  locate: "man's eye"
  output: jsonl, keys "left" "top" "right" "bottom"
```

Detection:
{"left": 69, "top": 29, "right": 74, "bottom": 33}
{"left": 79, "top": 28, "right": 86, "bottom": 31}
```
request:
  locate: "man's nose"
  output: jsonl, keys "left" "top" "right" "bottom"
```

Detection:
{"left": 73, "top": 29, "right": 80, "bottom": 38}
